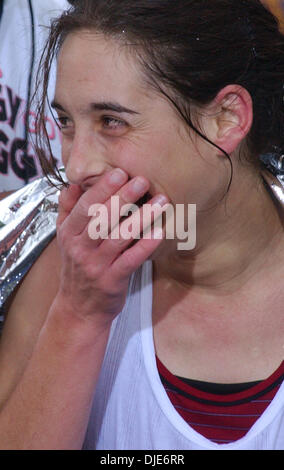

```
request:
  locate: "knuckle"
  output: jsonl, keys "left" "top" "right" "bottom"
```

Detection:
{"left": 108, "top": 236, "right": 126, "bottom": 251}
{"left": 66, "top": 242, "right": 83, "bottom": 263}
{"left": 88, "top": 260, "right": 106, "bottom": 279}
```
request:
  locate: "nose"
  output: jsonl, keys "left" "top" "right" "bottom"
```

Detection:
{"left": 63, "top": 131, "right": 109, "bottom": 187}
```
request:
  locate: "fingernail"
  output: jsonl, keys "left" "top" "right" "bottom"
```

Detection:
{"left": 109, "top": 168, "right": 127, "bottom": 184}
{"left": 132, "top": 177, "right": 148, "bottom": 193}
{"left": 152, "top": 194, "right": 168, "bottom": 206}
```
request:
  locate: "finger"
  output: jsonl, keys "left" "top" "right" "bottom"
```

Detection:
{"left": 97, "top": 194, "right": 169, "bottom": 262}
{"left": 64, "top": 168, "right": 128, "bottom": 236}
{"left": 57, "top": 184, "right": 83, "bottom": 228}
{"left": 83, "top": 176, "right": 150, "bottom": 245}
{"left": 111, "top": 225, "right": 165, "bottom": 279}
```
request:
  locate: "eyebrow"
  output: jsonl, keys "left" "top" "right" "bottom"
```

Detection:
{"left": 51, "top": 100, "right": 140, "bottom": 115}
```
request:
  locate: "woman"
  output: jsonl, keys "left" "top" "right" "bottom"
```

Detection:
{"left": 0, "top": 0, "right": 284, "bottom": 450}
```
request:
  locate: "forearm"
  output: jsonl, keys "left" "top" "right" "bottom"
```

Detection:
{"left": 0, "top": 301, "right": 111, "bottom": 450}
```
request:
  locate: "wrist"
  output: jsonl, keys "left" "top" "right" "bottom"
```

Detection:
{"left": 46, "top": 295, "right": 114, "bottom": 350}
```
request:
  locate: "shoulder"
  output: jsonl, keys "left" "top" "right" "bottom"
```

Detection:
{"left": 4, "top": 236, "right": 61, "bottom": 332}
{"left": 0, "top": 176, "right": 61, "bottom": 323}
{"left": 0, "top": 237, "right": 61, "bottom": 404}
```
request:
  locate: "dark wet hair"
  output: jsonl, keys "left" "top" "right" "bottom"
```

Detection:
{"left": 34, "top": 0, "right": 284, "bottom": 187}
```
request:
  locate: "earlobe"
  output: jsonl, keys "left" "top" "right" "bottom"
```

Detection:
{"left": 213, "top": 85, "right": 253, "bottom": 155}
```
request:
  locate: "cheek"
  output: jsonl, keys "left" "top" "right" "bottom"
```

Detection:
{"left": 60, "top": 138, "right": 72, "bottom": 167}
{"left": 107, "top": 138, "right": 158, "bottom": 180}
{"left": 106, "top": 133, "right": 189, "bottom": 201}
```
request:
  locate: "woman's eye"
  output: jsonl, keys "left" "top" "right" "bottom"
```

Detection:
{"left": 55, "top": 116, "right": 71, "bottom": 130}
{"left": 102, "top": 116, "right": 127, "bottom": 131}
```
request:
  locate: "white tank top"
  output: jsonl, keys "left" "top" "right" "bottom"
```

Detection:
{"left": 83, "top": 261, "right": 284, "bottom": 450}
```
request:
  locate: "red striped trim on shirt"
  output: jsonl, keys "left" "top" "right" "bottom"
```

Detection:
{"left": 157, "top": 357, "right": 284, "bottom": 444}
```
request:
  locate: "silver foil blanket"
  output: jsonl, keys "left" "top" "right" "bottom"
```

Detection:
{"left": 0, "top": 176, "right": 60, "bottom": 316}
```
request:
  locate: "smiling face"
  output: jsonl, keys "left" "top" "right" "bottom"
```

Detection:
{"left": 53, "top": 30, "right": 229, "bottom": 212}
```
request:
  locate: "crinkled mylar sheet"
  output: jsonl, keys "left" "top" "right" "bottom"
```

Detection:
{"left": 0, "top": 175, "right": 61, "bottom": 317}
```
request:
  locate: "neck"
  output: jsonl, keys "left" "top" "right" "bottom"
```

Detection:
{"left": 154, "top": 170, "right": 284, "bottom": 295}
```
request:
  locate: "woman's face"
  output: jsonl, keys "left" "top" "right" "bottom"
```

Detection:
{"left": 54, "top": 30, "right": 228, "bottom": 211}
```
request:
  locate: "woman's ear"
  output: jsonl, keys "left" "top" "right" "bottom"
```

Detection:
{"left": 206, "top": 85, "right": 253, "bottom": 155}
